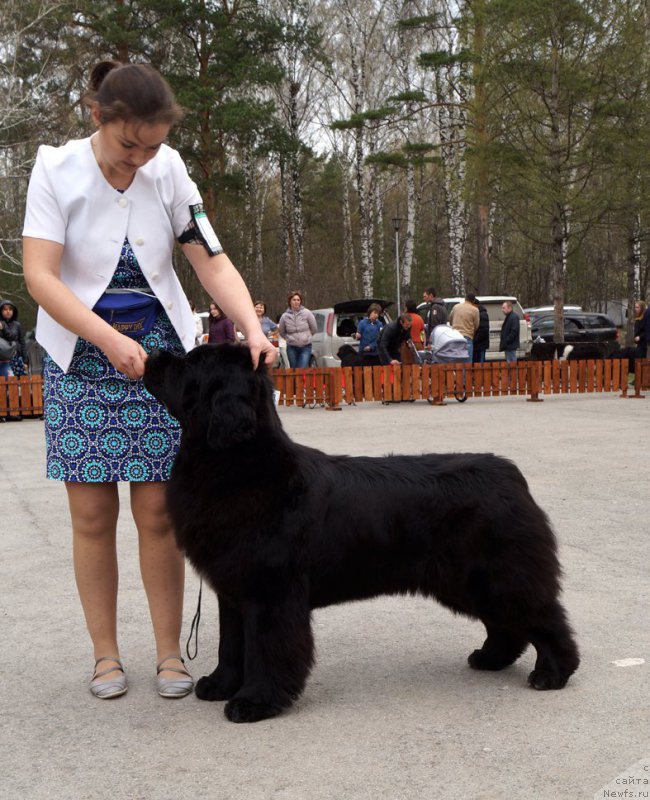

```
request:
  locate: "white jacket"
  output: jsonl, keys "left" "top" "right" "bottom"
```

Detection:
{"left": 22, "top": 136, "right": 206, "bottom": 372}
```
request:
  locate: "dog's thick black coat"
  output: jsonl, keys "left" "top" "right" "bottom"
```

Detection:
{"left": 144, "top": 344, "right": 579, "bottom": 723}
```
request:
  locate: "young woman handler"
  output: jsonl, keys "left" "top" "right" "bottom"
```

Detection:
{"left": 22, "top": 61, "right": 275, "bottom": 699}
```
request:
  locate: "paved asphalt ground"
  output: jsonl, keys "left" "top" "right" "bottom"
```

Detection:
{"left": 1, "top": 392, "right": 648, "bottom": 800}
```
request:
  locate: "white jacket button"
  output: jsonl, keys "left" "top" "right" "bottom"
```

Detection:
{"left": 151, "top": 272, "right": 160, "bottom": 281}
{"left": 118, "top": 197, "right": 127, "bottom": 208}
{"left": 166, "top": 301, "right": 173, "bottom": 310}
{"left": 135, "top": 238, "right": 144, "bottom": 246}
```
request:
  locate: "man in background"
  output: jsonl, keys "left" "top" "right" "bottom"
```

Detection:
{"left": 449, "top": 293, "right": 479, "bottom": 362}
{"left": 499, "top": 301, "right": 520, "bottom": 363}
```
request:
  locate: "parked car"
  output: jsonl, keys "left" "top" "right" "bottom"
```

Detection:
{"left": 309, "top": 299, "right": 393, "bottom": 367}
{"left": 530, "top": 311, "right": 620, "bottom": 355}
{"left": 417, "top": 296, "right": 533, "bottom": 361}
{"left": 524, "top": 304, "right": 582, "bottom": 315}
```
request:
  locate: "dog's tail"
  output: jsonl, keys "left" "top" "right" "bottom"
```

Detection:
{"left": 560, "top": 344, "right": 573, "bottom": 361}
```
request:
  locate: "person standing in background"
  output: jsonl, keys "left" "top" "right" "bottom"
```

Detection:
{"left": 471, "top": 297, "right": 490, "bottom": 363}
{"left": 207, "top": 301, "right": 236, "bottom": 344}
{"left": 421, "top": 287, "right": 447, "bottom": 339}
{"left": 449, "top": 293, "right": 479, "bottom": 363}
{"left": 278, "top": 291, "right": 317, "bottom": 368}
{"left": 499, "top": 301, "right": 520, "bottom": 362}
{"left": 254, "top": 300, "right": 278, "bottom": 339}
{"left": 356, "top": 302, "right": 384, "bottom": 357}
{"left": 405, "top": 299, "right": 425, "bottom": 351}
{"left": 0, "top": 299, "right": 27, "bottom": 380}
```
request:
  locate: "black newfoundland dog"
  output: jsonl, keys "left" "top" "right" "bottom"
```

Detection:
{"left": 144, "top": 344, "right": 579, "bottom": 723}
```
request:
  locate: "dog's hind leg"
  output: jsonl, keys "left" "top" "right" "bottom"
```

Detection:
{"left": 224, "top": 586, "right": 314, "bottom": 723}
{"left": 195, "top": 596, "right": 245, "bottom": 702}
{"left": 468, "top": 624, "right": 528, "bottom": 672}
{"left": 527, "top": 601, "right": 580, "bottom": 690}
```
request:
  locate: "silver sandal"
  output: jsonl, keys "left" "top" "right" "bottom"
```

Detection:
{"left": 156, "top": 654, "right": 194, "bottom": 699}
{"left": 90, "top": 656, "right": 127, "bottom": 699}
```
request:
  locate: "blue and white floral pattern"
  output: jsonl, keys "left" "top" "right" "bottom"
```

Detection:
{"left": 43, "top": 238, "right": 183, "bottom": 482}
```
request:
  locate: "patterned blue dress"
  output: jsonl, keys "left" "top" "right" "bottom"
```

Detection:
{"left": 43, "top": 239, "right": 183, "bottom": 482}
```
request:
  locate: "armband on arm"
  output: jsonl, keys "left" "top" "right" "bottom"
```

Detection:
{"left": 177, "top": 204, "right": 224, "bottom": 256}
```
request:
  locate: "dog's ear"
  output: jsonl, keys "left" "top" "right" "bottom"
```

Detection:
{"left": 206, "top": 372, "right": 258, "bottom": 450}
{"left": 144, "top": 350, "right": 189, "bottom": 423}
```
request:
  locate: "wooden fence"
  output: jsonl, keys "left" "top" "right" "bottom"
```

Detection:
{"left": 272, "top": 358, "right": 650, "bottom": 409}
{"left": 1, "top": 359, "right": 648, "bottom": 418}
{"left": 0, "top": 375, "right": 43, "bottom": 419}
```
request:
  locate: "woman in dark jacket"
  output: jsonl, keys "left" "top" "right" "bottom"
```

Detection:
{"left": 0, "top": 299, "right": 27, "bottom": 378}
{"left": 207, "top": 302, "right": 236, "bottom": 344}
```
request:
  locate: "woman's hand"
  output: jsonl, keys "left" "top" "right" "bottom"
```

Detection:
{"left": 102, "top": 332, "right": 149, "bottom": 380}
{"left": 246, "top": 330, "right": 277, "bottom": 369}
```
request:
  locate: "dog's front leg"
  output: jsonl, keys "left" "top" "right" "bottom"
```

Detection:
{"left": 224, "top": 585, "right": 314, "bottom": 723}
{"left": 195, "top": 594, "right": 245, "bottom": 702}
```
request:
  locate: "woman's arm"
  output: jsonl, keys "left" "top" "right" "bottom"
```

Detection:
{"left": 184, "top": 244, "right": 275, "bottom": 367}
{"left": 307, "top": 310, "right": 317, "bottom": 335}
{"left": 23, "top": 237, "right": 148, "bottom": 379}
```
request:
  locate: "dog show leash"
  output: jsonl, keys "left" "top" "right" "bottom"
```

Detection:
{"left": 185, "top": 579, "right": 203, "bottom": 661}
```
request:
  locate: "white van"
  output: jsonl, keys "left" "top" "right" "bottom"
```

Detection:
{"left": 309, "top": 299, "right": 392, "bottom": 367}
{"left": 418, "top": 296, "right": 533, "bottom": 361}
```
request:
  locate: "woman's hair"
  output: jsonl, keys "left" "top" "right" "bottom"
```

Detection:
{"left": 254, "top": 300, "right": 267, "bottom": 314}
{"left": 84, "top": 61, "right": 184, "bottom": 126}
{"left": 287, "top": 291, "right": 303, "bottom": 305}
{"left": 635, "top": 300, "right": 646, "bottom": 317}
{"left": 404, "top": 299, "right": 418, "bottom": 314}
{"left": 209, "top": 302, "right": 223, "bottom": 315}
{"left": 367, "top": 303, "right": 382, "bottom": 316}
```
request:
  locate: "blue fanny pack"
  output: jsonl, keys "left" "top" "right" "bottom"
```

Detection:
{"left": 93, "top": 289, "right": 162, "bottom": 339}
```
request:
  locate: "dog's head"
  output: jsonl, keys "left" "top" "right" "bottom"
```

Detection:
{"left": 144, "top": 344, "right": 278, "bottom": 450}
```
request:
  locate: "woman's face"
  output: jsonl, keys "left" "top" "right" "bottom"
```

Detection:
{"left": 1, "top": 305, "right": 13, "bottom": 320}
{"left": 290, "top": 295, "right": 301, "bottom": 309}
{"left": 92, "top": 107, "right": 171, "bottom": 187}
{"left": 634, "top": 302, "right": 642, "bottom": 316}
{"left": 254, "top": 303, "right": 265, "bottom": 317}
{"left": 209, "top": 304, "right": 220, "bottom": 317}
{"left": 369, "top": 310, "right": 379, "bottom": 322}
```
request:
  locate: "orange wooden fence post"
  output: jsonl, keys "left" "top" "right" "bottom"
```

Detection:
{"left": 526, "top": 360, "right": 543, "bottom": 402}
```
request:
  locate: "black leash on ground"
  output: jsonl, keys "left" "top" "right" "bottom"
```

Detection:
{"left": 185, "top": 579, "right": 202, "bottom": 661}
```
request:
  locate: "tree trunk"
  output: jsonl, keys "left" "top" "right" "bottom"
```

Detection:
{"left": 549, "top": 37, "right": 565, "bottom": 341}
{"left": 288, "top": 79, "right": 305, "bottom": 285}
{"left": 341, "top": 165, "right": 358, "bottom": 295}
{"left": 279, "top": 156, "right": 292, "bottom": 289}
{"left": 626, "top": 212, "right": 641, "bottom": 346}
{"left": 402, "top": 161, "right": 416, "bottom": 299}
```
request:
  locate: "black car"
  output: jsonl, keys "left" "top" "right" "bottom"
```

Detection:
{"left": 531, "top": 312, "right": 620, "bottom": 356}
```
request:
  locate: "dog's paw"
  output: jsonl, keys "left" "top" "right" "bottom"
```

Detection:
{"left": 468, "top": 648, "right": 512, "bottom": 671}
{"left": 527, "top": 668, "right": 570, "bottom": 690}
{"left": 195, "top": 674, "right": 239, "bottom": 702}
{"left": 224, "top": 697, "right": 284, "bottom": 723}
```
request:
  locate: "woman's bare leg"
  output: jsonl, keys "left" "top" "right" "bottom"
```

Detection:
{"left": 66, "top": 481, "right": 122, "bottom": 680}
{"left": 130, "top": 481, "right": 186, "bottom": 679}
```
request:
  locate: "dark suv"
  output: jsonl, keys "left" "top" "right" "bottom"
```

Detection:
{"left": 531, "top": 312, "right": 620, "bottom": 356}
